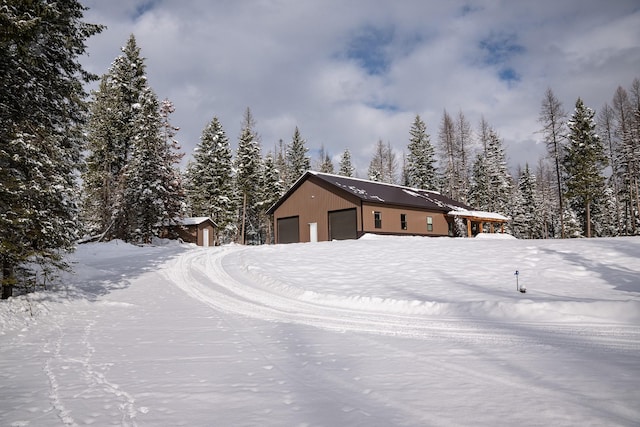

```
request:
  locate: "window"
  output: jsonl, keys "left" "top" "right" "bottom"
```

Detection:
{"left": 427, "top": 216, "right": 433, "bottom": 232}
{"left": 401, "top": 214, "right": 407, "bottom": 230}
{"left": 374, "top": 211, "right": 382, "bottom": 228}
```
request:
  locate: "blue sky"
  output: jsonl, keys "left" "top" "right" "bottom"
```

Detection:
{"left": 80, "top": 0, "right": 640, "bottom": 176}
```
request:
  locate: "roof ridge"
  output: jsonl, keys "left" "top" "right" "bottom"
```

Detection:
{"left": 311, "top": 170, "right": 441, "bottom": 195}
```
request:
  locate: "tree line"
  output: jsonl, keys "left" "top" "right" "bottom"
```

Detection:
{"left": 1, "top": 1, "right": 639, "bottom": 298}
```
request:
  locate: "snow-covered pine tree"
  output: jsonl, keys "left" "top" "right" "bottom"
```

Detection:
{"left": 485, "top": 128, "right": 514, "bottom": 217}
{"left": 82, "top": 76, "right": 121, "bottom": 236}
{"left": 406, "top": 115, "right": 437, "bottom": 190}
{"left": 0, "top": 0, "right": 102, "bottom": 298}
{"left": 511, "top": 164, "right": 539, "bottom": 239}
{"left": 597, "top": 102, "right": 622, "bottom": 235}
{"left": 185, "top": 116, "right": 237, "bottom": 243}
{"left": 235, "top": 108, "right": 263, "bottom": 244}
{"left": 257, "top": 152, "right": 284, "bottom": 244}
{"left": 317, "top": 145, "right": 335, "bottom": 174}
{"left": 563, "top": 98, "right": 608, "bottom": 238}
{"left": 469, "top": 124, "right": 513, "bottom": 231}
{"left": 612, "top": 83, "right": 640, "bottom": 235}
{"left": 539, "top": 88, "right": 567, "bottom": 238}
{"left": 469, "top": 153, "right": 491, "bottom": 212}
{"left": 158, "top": 99, "right": 186, "bottom": 229}
{"left": 120, "top": 87, "right": 184, "bottom": 244}
{"left": 338, "top": 149, "right": 355, "bottom": 177}
{"left": 286, "top": 127, "right": 310, "bottom": 186}
{"left": 82, "top": 35, "right": 148, "bottom": 240}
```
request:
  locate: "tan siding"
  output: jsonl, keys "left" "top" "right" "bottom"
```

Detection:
{"left": 362, "top": 203, "right": 450, "bottom": 236}
{"left": 273, "top": 178, "right": 360, "bottom": 243}
{"left": 197, "top": 223, "right": 215, "bottom": 246}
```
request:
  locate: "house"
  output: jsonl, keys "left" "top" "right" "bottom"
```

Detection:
{"left": 266, "top": 171, "right": 508, "bottom": 243}
{"left": 163, "top": 217, "right": 217, "bottom": 246}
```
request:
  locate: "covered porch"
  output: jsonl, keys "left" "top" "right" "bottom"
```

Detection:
{"left": 448, "top": 210, "right": 509, "bottom": 237}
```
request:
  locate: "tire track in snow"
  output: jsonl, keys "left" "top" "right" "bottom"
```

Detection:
{"left": 162, "top": 247, "right": 519, "bottom": 344}
{"left": 163, "top": 246, "right": 640, "bottom": 352}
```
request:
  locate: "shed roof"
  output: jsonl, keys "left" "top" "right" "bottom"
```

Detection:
{"left": 267, "top": 171, "right": 476, "bottom": 214}
{"left": 173, "top": 217, "right": 218, "bottom": 227}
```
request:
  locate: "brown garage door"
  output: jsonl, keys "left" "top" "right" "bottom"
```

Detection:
{"left": 277, "top": 216, "right": 299, "bottom": 244}
{"left": 329, "top": 208, "right": 357, "bottom": 240}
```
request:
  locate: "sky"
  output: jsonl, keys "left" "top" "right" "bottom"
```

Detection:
{"left": 79, "top": 0, "right": 640, "bottom": 175}
{"left": 1, "top": 235, "right": 639, "bottom": 425}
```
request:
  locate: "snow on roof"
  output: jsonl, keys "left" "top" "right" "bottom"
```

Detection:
{"left": 447, "top": 209, "right": 509, "bottom": 221}
{"left": 177, "top": 217, "right": 214, "bottom": 226}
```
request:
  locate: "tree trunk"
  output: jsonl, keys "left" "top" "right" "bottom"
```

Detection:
{"left": 240, "top": 192, "right": 247, "bottom": 245}
{"left": 1, "top": 261, "right": 14, "bottom": 300}
{"left": 586, "top": 201, "right": 592, "bottom": 238}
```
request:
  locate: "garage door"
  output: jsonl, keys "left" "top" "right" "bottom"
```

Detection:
{"left": 329, "top": 208, "right": 357, "bottom": 240}
{"left": 277, "top": 216, "right": 299, "bottom": 244}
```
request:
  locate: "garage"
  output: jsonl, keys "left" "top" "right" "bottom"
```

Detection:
{"left": 329, "top": 208, "right": 357, "bottom": 240}
{"left": 277, "top": 216, "right": 299, "bottom": 244}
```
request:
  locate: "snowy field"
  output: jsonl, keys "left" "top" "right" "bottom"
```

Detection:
{"left": 1, "top": 234, "right": 639, "bottom": 426}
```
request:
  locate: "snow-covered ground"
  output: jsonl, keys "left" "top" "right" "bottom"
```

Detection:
{"left": 1, "top": 235, "right": 639, "bottom": 426}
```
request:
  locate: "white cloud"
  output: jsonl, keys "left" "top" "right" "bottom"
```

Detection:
{"left": 80, "top": 0, "right": 640, "bottom": 175}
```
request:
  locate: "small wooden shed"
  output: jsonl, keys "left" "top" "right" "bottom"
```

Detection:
{"left": 164, "top": 217, "right": 217, "bottom": 246}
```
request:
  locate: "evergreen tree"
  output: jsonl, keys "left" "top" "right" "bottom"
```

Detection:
{"left": 512, "top": 164, "right": 539, "bottom": 239}
{"left": 286, "top": 127, "right": 310, "bottom": 185}
{"left": 235, "top": 108, "right": 263, "bottom": 244}
{"left": 469, "top": 153, "right": 491, "bottom": 212}
{"left": 597, "top": 102, "right": 622, "bottom": 235}
{"left": 612, "top": 83, "right": 640, "bottom": 234}
{"left": 82, "top": 35, "right": 148, "bottom": 240}
{"left": 563, "top": 98, "right": 608, "bottom": 238}
{"left": 257, "top": 152, "right": 284, "bottom": 244}
{"left": 158, "top": 98, "right": 186, "bottom": 230}
{"left": 338, "top": 149, "right": 355, "bottom": 177}
{"left": 469, "top": 126, "right": 513, "bottom": 228}
{"left": 406, "top": 115, "right": 437, "bottom": 190}
{"left": 185, "top": 116, "right": 237, "bottom": 243}
{"left": 0, "top": 0, "right": 102, "bottom": 298}
{"left": 318, "top": 145, "right": 335, "bottom": 174}
{"left": 273, "top": 139, "right": 289, "bottom": 188}
{"left": 486, "top": 128, "right": 514, "bottom": 216}
{"left": 116, "top": 89, "right": 185, "bottom": 244}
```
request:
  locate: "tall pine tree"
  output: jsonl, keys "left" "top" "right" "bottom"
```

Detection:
{"left": 185, "top": 116, "right": 237, "bottom": 243}
{"left": 117, "top": 88, "right": 185, "bottom": 243}
{"left": 235, "top": 108, "right": 263, "bottom": 244}
{"left": 286, "top": 126, "right": 310, "bottom": 186}
{"left": 406, "top": 115, "right": 437, "bottom": 190}
{"left": 512, "top": 164, "right": 539, "bottom": 239}
{"left": 563, "top": 98, "right": 608, "bottom": 237}
{"left": 338, "top": 149, "right": 355, "bottom": 177}
{"left": 83, "top": 35, "right": 148, "bottom": 239}
{"left": 0, "top": 0, "right": 102, "bottom": 298}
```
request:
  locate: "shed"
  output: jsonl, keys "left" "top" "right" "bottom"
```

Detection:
{"left": 266, "top": 171, "right": 508, "bottom": 243}
{"left": 164, "top": 217, "right": 217, "bottom": 246}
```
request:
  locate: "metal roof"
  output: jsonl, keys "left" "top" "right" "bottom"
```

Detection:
{"left": 267, "top": 171, "right": 476, "bottom": 214}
